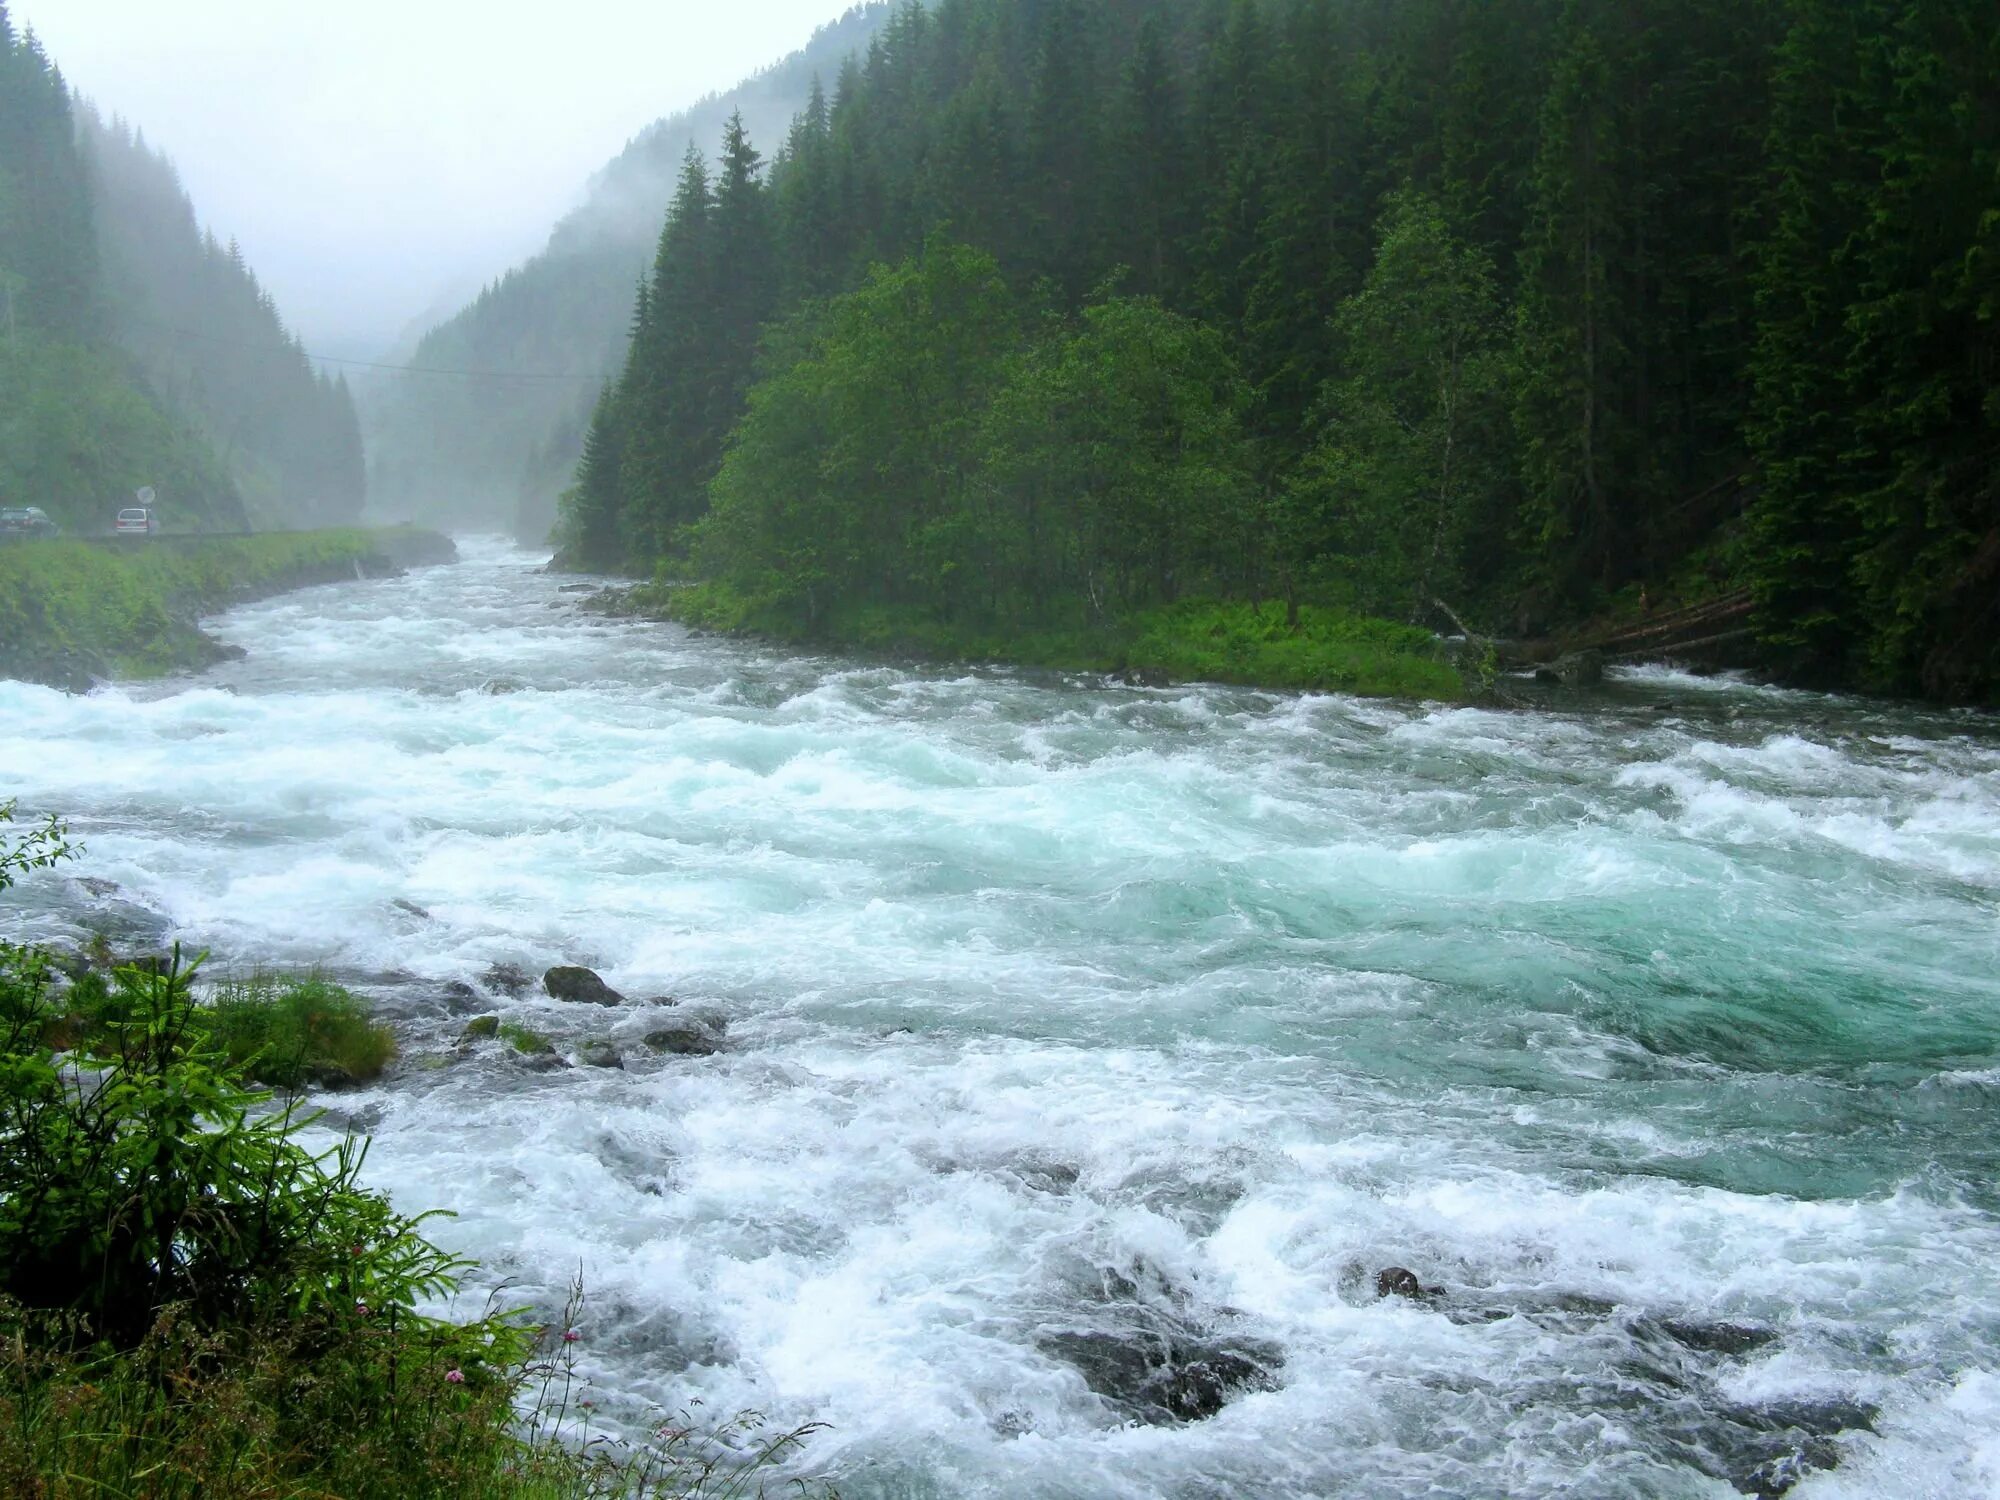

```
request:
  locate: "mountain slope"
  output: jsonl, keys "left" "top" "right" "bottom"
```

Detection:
{"left": 362, "top": 3, "right": 892, "bottom": 537}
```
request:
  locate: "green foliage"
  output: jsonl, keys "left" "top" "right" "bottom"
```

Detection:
{"left": 0, "top": 947, "right": 457, "bottom": 1345}
{"left": 544, "top": 0, "right": 2000, "bottom": 699}
{"left": 667, "top": 580, "right": 1463, "bottom": 700}
{"left": 1284, "top": 189, "right": 1514, "bottom": 622}
{"left": 0, "top": 527, "right": 440, "bottom": 686}
{"left": 0, "top": 810, "right": 830, "bottom": 1497}
{"left": 0, "top": 334, "right": 247, "bottom": 534}
{"left": 202, "top": 974, "right": 397, "bottom": 1088}
{"left": 0, "top": 798, "right": 72, "bottom": 892}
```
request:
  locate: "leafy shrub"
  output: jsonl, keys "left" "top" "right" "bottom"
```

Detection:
{"left": 0, "top": 812, "right": 832, "bottom": 1497}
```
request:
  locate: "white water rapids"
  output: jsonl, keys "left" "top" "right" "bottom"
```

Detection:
{"left": 4, "top": 539, "right": 1999, "bottom": 1498}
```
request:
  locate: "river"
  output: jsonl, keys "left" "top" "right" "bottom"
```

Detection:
{"left": 4, "top": 538, "right": 1998, "bottom": 1499}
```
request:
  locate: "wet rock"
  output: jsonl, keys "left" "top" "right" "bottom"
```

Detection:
{"left": 460, "top": 1015, "right": 500, "bottom": 1041}
{"left": 478, "top": 676, "right": 528, "bottom": 695}
{"left": 1376, "top": 1266, "right": 1445, "bottom": 1302}
{"left": 1113, "top": 664, "right": 1173, "bottom": 688}
{"left": 1656, "top": 1318, "right": 1780, "bottom": 1358}
{"left": 481, "top": 962, "right": 533, "bottom": 998}
{"left": 1039, "top": 1327, "right": 1282, "bottom": 1425}
{"left": 1534, "top": 648, "right": 1606, "bottom": 687}
{"left": 1713, "top": 1397, "right": 1877, "bottom": 1499}
{"left": 76, "top": 877, "right": 121, "bottom": 897}
{"left": 557, "top": 583, "right": 595, "bottom": 594}
{"left": 577, "top": 1041, "right": 625, "bottom": 1070}
{"left": 392, "top": 898, "right": 431, "bottom": 920}
{"left": 442, "top": 979, "right": 477, "bottom": 1001}
{"left": 643, "top": 1020, "right": 722, "bottom": 1057}
{"left": 545, "top": 965, "right": 625, "bottom": 1006}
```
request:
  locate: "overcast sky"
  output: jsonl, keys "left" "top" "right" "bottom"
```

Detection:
{"left": 20, "top": 1, "right": 852, "bottom": 359}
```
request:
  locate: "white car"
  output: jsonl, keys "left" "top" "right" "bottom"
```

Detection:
{"left": 114, "top": 507, "right": 158, "bottom": 536}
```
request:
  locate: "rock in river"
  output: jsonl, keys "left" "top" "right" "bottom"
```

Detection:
{"left": 643, "top": 1019, "right": 722, "bottom": 1057}
{"left": 544, "top": 965, "right": 625, "bottom": 1005}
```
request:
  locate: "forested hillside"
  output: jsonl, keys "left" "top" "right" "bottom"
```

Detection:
{"left": 362, "top": 3, "right": 893, "bottom": 538}
{"left": 0, "top": 5, "right": 243, "bottom": 532}
{"left": 567, "top": 0, "right": 2000, "bottom": 703}
{"left": 82, "top": 110, "right": 366, "bottom": 527}
{"left": 0, "top": 5, "right": 359, "bottom": 535}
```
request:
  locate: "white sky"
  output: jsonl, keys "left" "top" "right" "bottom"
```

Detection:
{"left": 19, "top": 0, "right": 851, "bottom": 358}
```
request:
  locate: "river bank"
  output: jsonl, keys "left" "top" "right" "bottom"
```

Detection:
{"left": 598, "top": 578, "right": 1472, "bottom": 700}
{"left": 0, "top": 527, "right": 456, "bottom": 691}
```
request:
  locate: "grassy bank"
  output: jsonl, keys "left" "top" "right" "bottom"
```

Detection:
{"left": 655, "top": 581, "right": 1467, "bottom": 700}
{"left": 0, "top": 527, "right": 456, "bottom": 690}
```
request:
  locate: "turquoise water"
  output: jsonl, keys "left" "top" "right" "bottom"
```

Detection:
{"left": 4, "top": 539, "right": 1998, "bottom": 1497}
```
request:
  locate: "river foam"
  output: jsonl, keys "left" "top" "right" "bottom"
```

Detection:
{"left": 5, "top": 537, "right": 1998, "bottom": 1498}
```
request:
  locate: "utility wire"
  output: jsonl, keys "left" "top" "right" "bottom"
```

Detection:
{"left": 120, "top": 311, "right": 611, "bottom": 384}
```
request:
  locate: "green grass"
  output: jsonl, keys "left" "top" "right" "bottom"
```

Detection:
{"left": 658, "top": 581, "right": 1466, "bottom": 700}
{"left": 0, "top": 527, "right": 448, "bottom": 686}
{"left": 204, "top": 974, "right": 398, "bottom": 1087}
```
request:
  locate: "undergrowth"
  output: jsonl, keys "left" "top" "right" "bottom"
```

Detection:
{"left": 0, "top": 804, "right": 830, "bottom": 1498}
{"left": 655, "top": 581, "right": 1464, "bottom": 700}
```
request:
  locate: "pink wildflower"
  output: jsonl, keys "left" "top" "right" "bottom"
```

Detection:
{"left": 445, "top": 1369, "right": 465, "bottom": 1384}
{"left": 563, "top": 1328, "right": 581, "bottom": 1343}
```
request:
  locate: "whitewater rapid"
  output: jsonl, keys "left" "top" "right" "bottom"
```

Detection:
{"left": 4, "top": 539, "right": 1999, "bottom": 1498}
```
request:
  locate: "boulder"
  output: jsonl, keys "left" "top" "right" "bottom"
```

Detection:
{"left": 76, "top": 877, "right": 121, "bottom": 897}
{"left": 1376, "top": 1266, "right": 1445, "bottom": 1303}
{"left": 643, "top": 1020, "right": 721, "bottom": 1057}
{"left": 480, "top": 962, "right": 533, "bottom": 998}
{"left": 545, "top": 966, "right": 625, "bottom": 1006}
{"left": 1039, "top": 1327, "right": 1281, "bottom": 1425}
{"left": 577, "top": 1041, "right": 625, "bottom": 1070}
{"left": 1534, "top": 649, "right": 1606, "bottom": 687}
{"left": 460, "top": 1015, "right": 500, "bottom": 1042}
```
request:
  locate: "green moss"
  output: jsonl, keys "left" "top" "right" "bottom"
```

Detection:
{"left": 660, "top": 582, "right": 1465, "bottom": 700}
{"left": 460, "top": 1015, "right": 501, "bottom": 1041}
{"left": 498, "top": 1022, "right": 553, "bottom": 1057}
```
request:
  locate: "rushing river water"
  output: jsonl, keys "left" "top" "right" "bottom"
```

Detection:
{"left": 4, "top": 539, "right": 2000, "bottom": 1498}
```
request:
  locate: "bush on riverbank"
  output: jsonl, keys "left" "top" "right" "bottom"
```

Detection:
{"left": 0, "top": 809, "right": 825, "bottom": 1498}
{"left": 45, "top": 962, "right": 398, "bottom": 1090}
{"left": 660, "top": 579, "right": 1465, "bottom": 699}
{"left": 0, "top": 527, "right": 455, "bottom": 689}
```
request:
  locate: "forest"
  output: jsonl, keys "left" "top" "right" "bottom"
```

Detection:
{"left": 0, "top": 3, "right": 363, "bottom": 534}
{"left": 562, "top": 0, "right": 2000, "bottom": 703}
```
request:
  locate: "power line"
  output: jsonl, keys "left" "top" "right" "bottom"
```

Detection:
{"left": 122, "top": 311, "right": 611, "bottom": 384}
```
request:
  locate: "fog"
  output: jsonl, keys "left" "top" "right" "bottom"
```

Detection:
{"left": 19, "top": 0, "right": 858, "bottom": 361}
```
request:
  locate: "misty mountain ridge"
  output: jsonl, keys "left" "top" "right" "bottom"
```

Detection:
{"left": 363, "top": 3, "right": 893, "bottom": 535}
{"left": 2, "top": 5, "right": 358, "bottom": 534}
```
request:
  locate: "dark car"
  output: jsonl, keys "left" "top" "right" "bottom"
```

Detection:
{"left": 0, "top": 506, "right": 59, "bottom": 538}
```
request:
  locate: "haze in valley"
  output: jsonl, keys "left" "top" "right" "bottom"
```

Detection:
{"left": 17, "top": 0, "right": 860, "bottom": 360}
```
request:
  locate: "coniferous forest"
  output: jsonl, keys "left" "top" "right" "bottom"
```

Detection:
{"left": 0, "top": 3, "right": 363, "bottom": 533}
{"left": 563, "top": 0, "right": 2000, "bottom": 703}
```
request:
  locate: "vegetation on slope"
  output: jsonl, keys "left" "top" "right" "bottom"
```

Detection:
{"left": 1, "top": 4, "right": 362, "bottom": 537}
{"left": 562, "top": 0, "right": 2000, "bottom": 704}
{"left": 0, "top": 528, "right": 455, "bottom": 689}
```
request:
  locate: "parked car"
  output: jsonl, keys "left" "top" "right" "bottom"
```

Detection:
{"left": 0, "top": 505, "right": 59, "bottom": 538}
{"left": 114, "top": 506, "right": 158, "bottom": 536}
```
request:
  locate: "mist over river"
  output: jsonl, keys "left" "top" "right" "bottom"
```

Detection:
{"left": 4, "top": 539, "right": 1999, "bottom": 1498}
